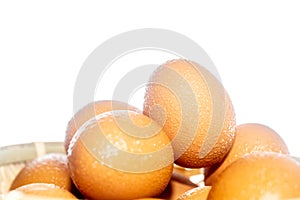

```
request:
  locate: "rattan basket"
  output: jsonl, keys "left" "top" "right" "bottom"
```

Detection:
{"left": 0, "top": 142, "right": 203, "bottom": 200}
{"left": 0, "top": 142, "right": 65, "bottom": 195}
{"left": 1, "top": 142, "right": 299, "bottom": 199}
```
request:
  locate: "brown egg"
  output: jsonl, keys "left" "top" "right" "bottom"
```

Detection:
{"left": 205, "top": 123, "right": 289, "bottom": 185}
{"left": 7, "top": 183, "right": 77, "bottom": 199}
{"left": 10, "top": 153, "right": 72, "bottom": 191}
{"left": 207, "top": 152, "right": 300, "bottom": 199}
{"left": 68, "top": 110, "right": 174, "bottom": 200}
{"left": 65, "top": 100, "right": 139, "bottom": 152}
{"left": 143, "top": 59, "right": 236, "bottom": 168}
{"left": 177, "top": 186, "right": 211, "bottom": 200}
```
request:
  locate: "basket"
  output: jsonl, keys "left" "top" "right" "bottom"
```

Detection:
{"left": 0, "top": 141, "right": 204, "bottom": 200}
{"left": 0, "top": 142, "right": 65, "bottom": 194}
{"left": 3, "top": 142, "right": 297, "bottom": 199}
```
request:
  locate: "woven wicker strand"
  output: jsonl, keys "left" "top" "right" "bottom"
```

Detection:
{"left": 0, "top": 163, "right": 26, "bottom": 194}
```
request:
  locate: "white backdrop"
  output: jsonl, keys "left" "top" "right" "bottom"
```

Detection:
{"left": 0, "top": 1, "right": 299, "bottom": 157}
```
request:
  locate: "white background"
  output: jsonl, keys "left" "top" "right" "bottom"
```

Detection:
{"left": 0, "top": 1, "right": 299, "bottom": 157}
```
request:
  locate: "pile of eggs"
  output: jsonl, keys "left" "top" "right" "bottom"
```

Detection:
{"left": 5, "top": 59, "right": 300, "bottom": 200}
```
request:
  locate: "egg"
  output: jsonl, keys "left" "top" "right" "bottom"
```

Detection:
{"left": 205, "top": 123, "right": 289, "bottom": 185}
{"left": 10, "top": 153, "right": 72, "bottom": 191}
{"left": 143, "top": 59, "right": 236, "bottom": 168}
{"left": 65, "top": 100, "right": 139, "bottom": 152}
{"left": 7, "top": 183, "right": 77, "bottom": 200}
{"left": 207, "top": 152, "right": 300, "bottom": 199}
{"left": 67, "top": 110, "right": 174, "bottom": 200}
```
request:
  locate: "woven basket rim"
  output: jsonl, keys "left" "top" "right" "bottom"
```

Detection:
{"left": 0, "top": 142, "right": 65, "bottom": 166}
